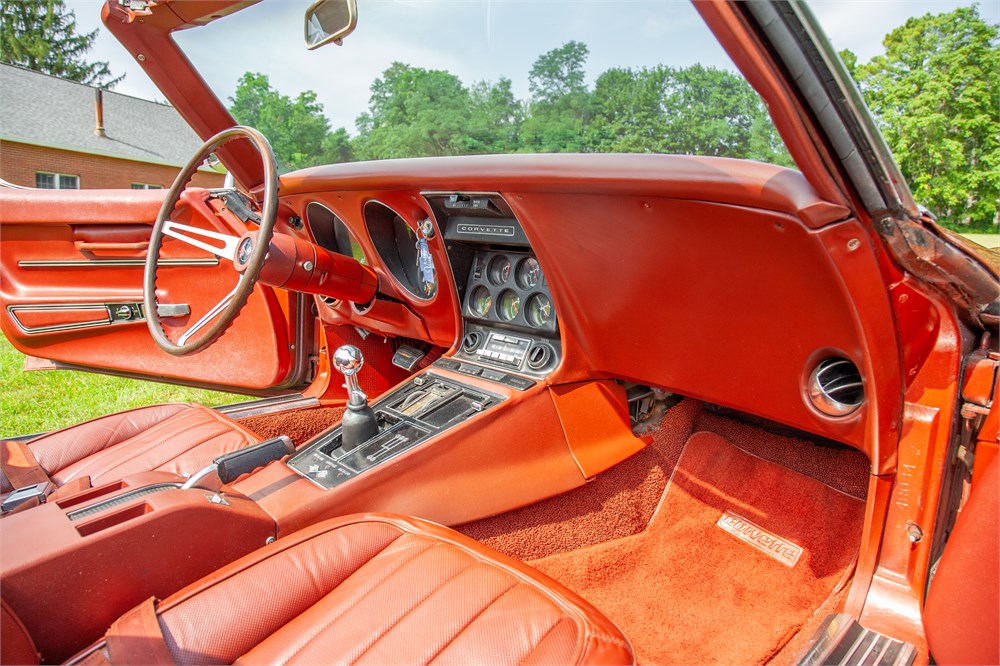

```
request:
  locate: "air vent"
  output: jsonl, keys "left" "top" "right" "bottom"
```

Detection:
{"left": 526, "top": 343, "right": 554, "bottom": 371}
{"left": 808, "top": 357, "right": 864, "bottom": 417}
{"left": 462, "top": 331, "right": 483, "bottom": 353}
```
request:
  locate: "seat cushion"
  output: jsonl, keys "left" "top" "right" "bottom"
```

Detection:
{"left": 1, "top": 403, "right": 260, "bottom": 493}
{"left": 82, "top": 513, "right": 635, "bottom": 665}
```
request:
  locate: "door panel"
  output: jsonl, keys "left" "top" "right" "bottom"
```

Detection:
{"left": 0, "top": 188, "right": 302, "bottom": 392}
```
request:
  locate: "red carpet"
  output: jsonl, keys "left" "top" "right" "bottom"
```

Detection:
{"left": 528, "top": 432, "right": 865, "bottom": 665}
{"left": 239, "top": 406, "right": 345, "bottom": 445}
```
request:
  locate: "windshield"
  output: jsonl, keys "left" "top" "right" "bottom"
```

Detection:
{"left": 175, "top": 0, "right": 793, "bottom": 173}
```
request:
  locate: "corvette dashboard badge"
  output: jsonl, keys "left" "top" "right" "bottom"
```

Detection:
{"left": 716, "top": 510, "right": 803, "bottom": 568}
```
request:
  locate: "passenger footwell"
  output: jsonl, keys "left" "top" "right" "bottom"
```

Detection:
{"left": 528, "top": 431, "right": 865, "bottom": 665}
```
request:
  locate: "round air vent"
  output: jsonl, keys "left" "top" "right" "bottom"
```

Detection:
{"left": 526, "top": 342, "right": 554, "bottom": 371}
{"left": 808, "top": 357, "right": 864, "bottom": 416}
{"left": 462, "top": 331, "right": 483, "bottom": 353}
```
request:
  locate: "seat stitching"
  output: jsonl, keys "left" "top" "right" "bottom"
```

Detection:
{"left": 64, "top": 423, "right": 227, "bottom": 483}
{"left": 349, "top": 555, "right": 483, "bottom": 665}
{"left": 516, "top": 614, "right": 568, "bottom": 666}
{"left": 423, "top": 580, "right": 522, "bottom": 665}
{"left": 273, "top": 538, "right": 441, "bottom": 664}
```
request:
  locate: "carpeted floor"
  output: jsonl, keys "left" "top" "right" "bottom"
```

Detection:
{"left": 530, "top": 432, "right": 865, "bottom": 665}
{"left": 239, "top": 406, "right": 345, "bottom": 445}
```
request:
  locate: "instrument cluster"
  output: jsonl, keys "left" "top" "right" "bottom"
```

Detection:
{"left": 464, "top": 250, "right": 557, "bottom": 335}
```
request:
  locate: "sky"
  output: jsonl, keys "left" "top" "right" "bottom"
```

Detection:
{"left": 67, "top": 0, "right": 998, "bottom": 134}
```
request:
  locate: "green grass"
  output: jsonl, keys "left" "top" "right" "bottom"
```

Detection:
{"left": 1, "top": 337, "right": 250, "bottom": 437}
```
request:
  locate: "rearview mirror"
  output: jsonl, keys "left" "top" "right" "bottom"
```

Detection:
{"left": 305, "top": 0, "right": 357, "bottom": 50}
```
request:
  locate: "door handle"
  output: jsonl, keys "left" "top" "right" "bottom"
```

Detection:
{"left": 74, "top": 241, "right": 150, "bottom": 253}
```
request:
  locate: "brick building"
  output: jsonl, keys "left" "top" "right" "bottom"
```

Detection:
{"left": 0, "top": 64, "right": 225, "bottom": 190}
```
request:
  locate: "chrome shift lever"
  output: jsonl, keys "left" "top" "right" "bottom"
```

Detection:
{"left": 334, "top": 344, "right": 367, "bottom": 407}
{"left": 333, "top": 344, "right": 379, "bottom": 448}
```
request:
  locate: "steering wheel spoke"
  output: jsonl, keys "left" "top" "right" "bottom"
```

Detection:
{"left": 177, "top": 275, "right": 246, "bottom": 346}
{"left": 144, "top": 126, "right": 278, "bottom": 356}
{"left": 163, "top": 220, "right": 241, "bottom": 261}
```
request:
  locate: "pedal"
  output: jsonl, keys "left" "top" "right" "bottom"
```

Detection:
{"left": 392, "top": 345, "right": 425, "bottom": 371}
{"left": 794, "top": 614, "right": 916, "bottom": 666}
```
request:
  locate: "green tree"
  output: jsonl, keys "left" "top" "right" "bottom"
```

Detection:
{"left": 229, "top": 72, "right": 351, "bottom": 170}
{"left": 354, "top": 62, "right": 474, "bottom": 159}
{"left": 852, "top": 6, "right": 999, "bottom": 230}
{"left": 467, "top": 77, "right": 524, "bottom": 153}
{"left": 1, "top": 0, "right": 121, "bottom": 87}
{"left": 522, "top": 41, "right": 592, "bottom": 152}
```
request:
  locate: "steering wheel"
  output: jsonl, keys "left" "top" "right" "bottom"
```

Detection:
{"left": 144, "top": 125, "right": 278, "bottom": 356}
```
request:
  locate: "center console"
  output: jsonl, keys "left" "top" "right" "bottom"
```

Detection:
{"left": 288, "top": 373, "right": 503, "bottom": 488}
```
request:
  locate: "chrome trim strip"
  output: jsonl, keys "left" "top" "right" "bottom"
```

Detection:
{"left": 18, "top": 258, "right": 219, "bottom": 268}
{"left": 7, "top": 303, "right": 112, "bottom": 335}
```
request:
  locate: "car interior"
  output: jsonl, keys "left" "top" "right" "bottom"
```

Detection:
{"left": 0, "top": 1, "right": 997, "bottom": 665}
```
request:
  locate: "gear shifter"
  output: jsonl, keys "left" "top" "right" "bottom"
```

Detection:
{"left": 334, "top": 345, "right": 379, "bottom": 449}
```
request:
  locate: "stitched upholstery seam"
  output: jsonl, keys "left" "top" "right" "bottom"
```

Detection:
{"left": 516, "top": 615, "right": 568, "bottom": 666}
{"left": 65, "top": 420, "right": 227, "bottom": 483}
{"left": 423, "top": 580, "right": 520, "bottom": 665}
{"left": 275, "top": 539, "right": 440, "bottom": 664}
{"left": 348, "top": 555, "right": 481, "bottom": 665}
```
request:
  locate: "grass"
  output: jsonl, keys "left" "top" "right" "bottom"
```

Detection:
{"left": 1, "top": 337, "right": 250, "bottom": 437}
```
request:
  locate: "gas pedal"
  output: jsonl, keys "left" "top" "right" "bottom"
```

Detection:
{"left": 794, "top": 613, "right": 917, "bottom": 666}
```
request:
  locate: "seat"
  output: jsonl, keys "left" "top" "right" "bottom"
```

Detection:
{"left": 71, "top": 513, "right": 635, "bottom": 665}
{"left": 1, "top": 402, "right": 260, "bottom": 508}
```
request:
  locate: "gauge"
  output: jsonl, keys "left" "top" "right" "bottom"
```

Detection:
{"left": 526, "top": 293, "right": 554, "bottom": 328}
{"left": 497, "top": 289, "right": 520, "bottom": 321}
{"left": 470, "top": 286, "right": 492, "bottom": 317}
{"left": 516, "top": 257, "right": 542, "bottom": 289}
{"left": 488, "top": 255, "right": 511, "bottom": 285}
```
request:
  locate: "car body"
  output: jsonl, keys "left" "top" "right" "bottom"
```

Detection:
{"left": 0, "top": 1, "right": 997, "bottom": 664}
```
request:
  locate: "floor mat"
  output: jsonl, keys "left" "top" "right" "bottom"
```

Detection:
{"left": 457, "top": 400, "right": 869, "bottom": 561}
{"left": 239, "top": 406, "right": 345, "bottom": 445}
{"left": 529, "top": 431, "right": 865, "bottom": 665}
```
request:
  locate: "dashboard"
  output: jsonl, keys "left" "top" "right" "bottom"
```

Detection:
{"left": 271, "top": 153, "right": 901, "bottom": 468}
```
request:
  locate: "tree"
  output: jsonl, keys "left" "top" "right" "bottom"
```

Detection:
{"left": 467, "top": 77, "right": 524, "bottom": 153}
{"left": 229, "top": 72, "right": 350, "bottom": 170}
{"left": 852, "top": 6, "right": 999, "bottom": 230}
{"left": 1, "top": 0, "right": 122, "bottom": 87}
{"left": 522, "top": 41, "right": 592, "bottom": 152}
{"left": 354, "top": 63, "right": 475, "bottom": 159}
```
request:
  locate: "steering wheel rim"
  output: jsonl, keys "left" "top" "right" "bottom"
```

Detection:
{"left": 144, "top": 125, "right": 278, "bottom": 356}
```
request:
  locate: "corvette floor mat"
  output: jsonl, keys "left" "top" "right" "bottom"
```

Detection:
{"left": 528, "top": 431, "right": 865, "bottom": 666}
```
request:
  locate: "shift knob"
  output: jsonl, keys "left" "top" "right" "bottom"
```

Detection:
{"left": 334, "top": 345, "right": 364, "bottom": 376}
{"left": 334, "top": 345, "right": 366, "bottom": 407}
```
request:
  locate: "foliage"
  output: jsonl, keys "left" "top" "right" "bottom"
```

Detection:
{"left": 229, "top": 72, "right": 353, "bottom": 171}
{"left": 847, "top": 6, "right": 999, "bottom": 230}
{"left": 0, "top": 0, "right": 122, "bottom": 87}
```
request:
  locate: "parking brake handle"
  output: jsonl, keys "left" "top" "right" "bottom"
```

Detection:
{"left": 181, "top": 435, "right": 295, "bottom": 489}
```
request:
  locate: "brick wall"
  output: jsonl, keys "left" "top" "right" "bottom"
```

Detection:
{"left": 0, "top": 140, "right": 225, "bottom": 190}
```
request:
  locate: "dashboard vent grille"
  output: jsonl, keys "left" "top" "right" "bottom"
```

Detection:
{"left": 526, "top": 343, "right": 553, "bottom": 371}
{"left": 808, "top": 357, "right": 864, "bottom": 417}
{"left": 462, "top": 331, "right": 483, "bottom": 353}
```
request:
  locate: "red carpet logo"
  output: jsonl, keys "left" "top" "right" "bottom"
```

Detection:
{"left": 716, "top": 511, "right": 803, "bottom": 567}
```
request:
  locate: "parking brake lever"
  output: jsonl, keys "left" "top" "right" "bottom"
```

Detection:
{"left": 181, "top": 435, "right": 295, "bottom": 490}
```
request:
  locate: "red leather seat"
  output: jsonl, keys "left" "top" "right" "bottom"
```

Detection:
{"left": 73, "top": 513, "right": 635, "bottom": 665}
{"left": 1, "top": 403, "right": 260, "bottom": 503}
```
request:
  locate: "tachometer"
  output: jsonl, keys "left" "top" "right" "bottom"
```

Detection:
{"left": 488, "top": 255, "right": 511, "bottom": 285}
{"left": 497, "top": 289, "right": 520, "bottom": 321}
{"left": 516, "top": 257, "right": 542, "bottom": 289}
{"left": 525, "top": 293, "right": 553, "bottom": 328}
{"left": 470, "top": 286, "right": 492, "bottom": 317}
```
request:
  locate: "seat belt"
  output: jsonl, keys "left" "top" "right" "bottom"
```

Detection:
{"left": 104, "top": 598, "right": 174, "bottom": 665}
{"left": 0, "top": 440, "right": 53, "bottom": 513}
